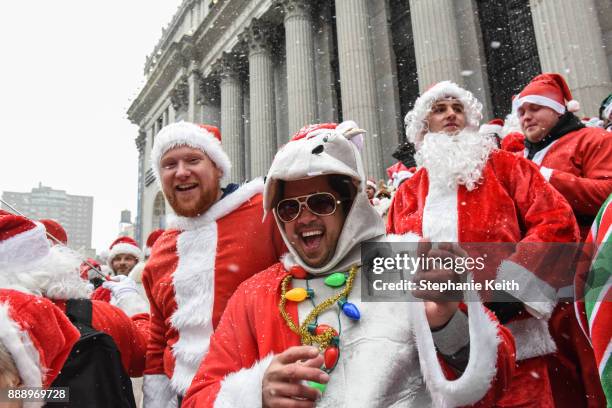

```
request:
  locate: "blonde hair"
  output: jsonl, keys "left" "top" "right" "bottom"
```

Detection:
{"left": 0, "top": 341, "right": 20, "bottom": 388}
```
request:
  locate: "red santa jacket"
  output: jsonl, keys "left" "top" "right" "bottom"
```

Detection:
{"left": 527, "top": 127, "right": 612, "bottom": 239}
{"left": 387, "top": 149, "right": 579, "bottom": 359}
{"left": 182, "top": 263, "right": 515, "bottom": 408}
{"left": 142, "top": 179, "right": 285, "bottom": 402}
{"left": 51, "top": 299, "right": 149, "bottom": 377}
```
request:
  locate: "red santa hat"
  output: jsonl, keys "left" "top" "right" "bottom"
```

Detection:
{"left": 0, "top": 210, "right": 50, "bottom": 267}
{"left": 150, "top": 121, "right": 231, "bottom": 183}
{"left": 0, "top": 289, "right": 80, "bottom": 389}
{"left": 39, "top": 218, "right": 68, "bottom": 245}
{"left": 479, "top": 118, "right": 504, "bottom": 136}
{"left": 80, "top": 258, "right": 102, "bottom": 281}
{"left": 366, "top": 178, "right": 377, "bottom": 189}
{"left": 107, "top": 236, "right": 143, "bottom": 266}
{"left": 516, "top": 73, "right": 580, "bottom": 114}
{"left": 145, "top": 229, "right": 165, "bottom": 256}
{"left": 404, "top": 81, "right": 483, "bottom": 143}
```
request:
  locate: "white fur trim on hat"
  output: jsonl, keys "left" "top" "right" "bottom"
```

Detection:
{"left": 107, "top": 243, "right": 143, "bottom": 266}
{"left": 150, "top": 121, "right": 232, "bottom": 183}
{"left": 0, "top": 303, "right": 43, "bottom": 389}
{"left": 479, "top": 124, "right": 503, "bottom": 136}
{"left": 404, "top": 81, "right": 483, "bottom": 143}
{"left": 0, "top": 224, "right": 50, "bottom": 268}
{"left": 516, "top": 95, "right": 566, "bottom": 115}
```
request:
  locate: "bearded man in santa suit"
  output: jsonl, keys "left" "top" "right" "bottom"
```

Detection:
{"left": 141, "top": 122, "right": 285, "bottom": 406}
{"left": 516, "top": 73, "right": 612, "bottom": 241}
{"left": 182, "top": 121, "right": 515, "bottom": 408}
{"left": 516, "top": 73, "right": 611, "bottom": 408}
{"left": 387, "top": 81, "right": 581, "bottom": 407}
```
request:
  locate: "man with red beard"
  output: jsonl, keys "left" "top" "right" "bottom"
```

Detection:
{"left": 388, "top": 81, "right": 580, "bottom": 407}
{"left": 142, "top": 122, "right": 285, "bottom": 407}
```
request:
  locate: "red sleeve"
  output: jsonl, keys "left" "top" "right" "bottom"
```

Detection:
{"left": 91, "top": 286, "right": 111, "bottom": 302}
{"left": 504, "top": 153, "right": 579, "bottom": 244}
{"left": 142, "top": 264, "right": 167, "bottom": 376}
{"left": 90, "top": 300, "right": 148, "bottom": 377}
{"left": 548, "top": 131, "right": 612, "bottom": 217}
{"left": 182, "top": 283, "right": 256, "bottom": 408}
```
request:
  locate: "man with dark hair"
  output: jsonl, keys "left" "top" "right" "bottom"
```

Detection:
{"left": 183, "top": 122, "right": 514, "bottom": 408}
{"left": 516, "top": 73, "right": 612, "bottom": 240}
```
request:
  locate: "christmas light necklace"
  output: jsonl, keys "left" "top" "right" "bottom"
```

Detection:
{"left": 278, "top": 264, "right": 361, "bottom": 393}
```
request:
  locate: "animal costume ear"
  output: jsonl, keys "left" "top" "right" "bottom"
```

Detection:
{"left": 337, "top": 120, "right": 366, "bottom": 151}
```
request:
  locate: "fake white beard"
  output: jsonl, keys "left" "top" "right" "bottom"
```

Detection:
{"left": 416, "top": 130, "right": 496, "bottom": 191}
{"left": 0, "top": 245, "right": 91, "bottom": 300}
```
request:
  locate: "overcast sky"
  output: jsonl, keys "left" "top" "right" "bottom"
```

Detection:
{"left": 0, "top": 0, "right": 182, "bottom": 253}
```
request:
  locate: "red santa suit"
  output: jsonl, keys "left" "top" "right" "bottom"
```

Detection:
{"left": 526, "top": 126, "right": 612, "bottom": 240}
{"left": 183, "top": 121, "right": 516, "bottom": 408}
{"left": 142, "top": 178, "right": 285, "bottom": 405}
{"left": 388, "top": 149, "right": 580, "bottom": 407}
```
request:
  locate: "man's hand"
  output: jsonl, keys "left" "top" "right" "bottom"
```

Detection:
{"left": 412, "top": 240, "right": 465, "bottom": 329}
{"left": 262, "top": 346, "right": 328, "bottom": 408}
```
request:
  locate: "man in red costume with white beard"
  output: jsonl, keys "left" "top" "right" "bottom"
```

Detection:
{"left": 387, "top": 81, "right": 580, "bottom": 407}
{"left": 141, "top": 122, "right": 285, "bottom": 407}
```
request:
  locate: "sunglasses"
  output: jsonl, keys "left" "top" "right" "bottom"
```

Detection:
{"left": 276, "top": 192, "right": 342, "bottom": 223}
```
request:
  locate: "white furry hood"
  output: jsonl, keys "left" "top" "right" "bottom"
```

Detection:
{"left": 264, "top": 122, "right": 385, "bottom": 275}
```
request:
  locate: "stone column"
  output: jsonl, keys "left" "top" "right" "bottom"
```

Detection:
{"left": 134, "top": 130, "right": 146, "bottom": 245}
{"left": 243, "top": 19, "right": 277, "bottom": 178}
{"left": 334, "top": 0, "right": 384, "bottom": 178}
{"left": 409, "top": 0, "right": 463, "bottom": 91}
{"left": 276, "top": 0, "right": 318, "bottom": 134}
{"left": 216, "top": 54, "right": 244, "bottom": 183}
{"left": 187, "top": 69, "right": 202, "bottom": 123}
{"left": 530, "top": 0, "right": 611, "bottom": 115}
{"left": 198, "top": 77, "right": 221, "bottom": 127}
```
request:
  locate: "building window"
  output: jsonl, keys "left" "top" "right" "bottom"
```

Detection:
{"left": 476, "top": 0, "right": 541, "bottom": 118}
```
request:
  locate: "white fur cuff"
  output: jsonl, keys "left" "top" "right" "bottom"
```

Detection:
{"left": 497, "top": 260, "right": 556, "bottom": 318}
{"left": 505, "top": 317, "right": 556, "bottom": 360}
{"left": 214, "top": 354, "right": 274, "bottom": 408}
{"left": 410, "top": 283, "right": 500, "bottom": 407}
{"left": 143, "top": 374, "right": 177, "bottom": 408}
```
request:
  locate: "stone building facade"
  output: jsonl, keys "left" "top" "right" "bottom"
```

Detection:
{"left": 128, "top": 0, "right": 612, "bottom": 244}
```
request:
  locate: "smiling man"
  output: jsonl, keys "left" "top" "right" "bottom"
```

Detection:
{"left": 141, "top": 122, "right": 285, "bottom": 407}
{"left": 182, "top": 122, "right": 515, "bottom": 408}
{"left": 389, "top": 81, "right": 580, "bottom": 407}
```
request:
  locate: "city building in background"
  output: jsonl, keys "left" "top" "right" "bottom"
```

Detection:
{"left": 2, "top": 183, "right": 95, "bottom": 256}
{"left": 128, "top": 0, "right": 612, "bottom": 243}
{"left": 119, "top": 209, "right": 136, "bottom": 240}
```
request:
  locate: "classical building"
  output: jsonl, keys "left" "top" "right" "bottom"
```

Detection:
{"left": 2, "top": 183, "right": 94, "bottom": 255}
{"left": 128, "top": 0, "right": 612, "bottom": 243}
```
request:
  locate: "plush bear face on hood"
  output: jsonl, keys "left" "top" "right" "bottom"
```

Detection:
{"left": 264, "top": 122, "right": 385, "bottom": 275}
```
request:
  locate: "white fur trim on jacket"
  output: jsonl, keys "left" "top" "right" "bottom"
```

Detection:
{"left": 110, "top": 292, "right": 149, "bottom": 317}
{"left": 0, "top": 303, "right": 43, "bottom": 389}
{"left": 166, "top": 178, "right": 264, "bottom": 231}
{"left": 128, "top": 262, "right": 145, "bottom": 284}
{"left": 0, "top": 224, "right": 50, "bottom": 268}
{"left": 497, "top": 260, "right": 556, "bottom": 318}
{"left": 165, "top": 178, "right": 265, "bottom": 394}
{"left": 143, "top": 374, "right": 178, "bottom": 408}
{"left": 505, "top": 317, "right": 556, "bottom": 360}
{"left": 214, "top": 354, "right": 274, "bottom": 408}
{"left": 151, "top": 121, "right": 232, "bottom": 183}
{"left": 410, "top": 283, "right": 500, "bottom": 407}
{"left": 107, "top": 243, "right": 143, "bottom": 266}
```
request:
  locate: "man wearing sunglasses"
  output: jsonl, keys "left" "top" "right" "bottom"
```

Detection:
{"left": 182, "top": 121, "right": 514, "bottom": 407}
{"left": 141, "top": 122, "right": 285, "bottom": 407}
